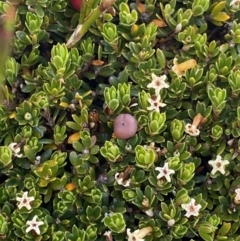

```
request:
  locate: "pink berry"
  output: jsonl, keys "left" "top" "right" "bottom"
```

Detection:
{"left": 70, "top": 0, "right": 82, "bottom": 11}
{"left": 114, "top": 114, "right": 138, "bottom": 139}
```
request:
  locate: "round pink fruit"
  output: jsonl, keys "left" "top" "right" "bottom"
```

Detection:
{"left": 114, "top": 114, "right": 138, "bottom": 139}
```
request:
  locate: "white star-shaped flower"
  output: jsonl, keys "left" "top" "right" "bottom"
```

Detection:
{"left": 115, "top": 172, "right": 131, "bottom": 187}
{"left": 155, "top": 162, "right": 175, "bottom": 182}
{"left": 147, "top": 95, "right": 166, "bottom": 112}
{"left": 181, "top": 198, "right": 201, "bottom": 218}
{"left": 26, "top": 215, "right": 44, "bottom": 235}
{"left": 16, "top": 191, "right": 34, "bottom": 210}
{"left": 185, "top": 124, "right": 200, "bottom": 136}
{"left": 208, "top": 155, "right": 229, "bottom": 175}
{"left": 147, "top": 74, "right": 169, "bottom": 95}
{"left": 127, "top": 227, "right": 152, "bottom": 241}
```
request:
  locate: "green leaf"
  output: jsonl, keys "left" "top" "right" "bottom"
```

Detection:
{"left": 211, "top": 1, "right": 225, "bottom": 15}
{"left": 211, "top": 12, "right": 230, "bottom": 22}
{"left": 199, "top": 231, "right": 213, "bottom": 241}
{"left": 218, "top": 222, "right": 231, "bottom": 236}
{"left": 24, "top": 146, "right": 36, "bottom": 161}
{"left": 66, "top": 121, "right": 81, "bottom": 131}
{"left": 161, "top": 202, "right": 170, "bottom": 214}
{"left": 193, "top": 5, "right": 204, "bottom": 16}
{"left": 35, "top": 4, "right": 45, "bottom": 18}
{"left": 73, "top": 141, "right": 84, "bottom": 152}
{"left": 156, "top": 49, "right": 166, "bottom": 68}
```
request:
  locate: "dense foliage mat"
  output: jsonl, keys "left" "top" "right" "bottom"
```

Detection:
{"left": 0, "top": 0, "right": 240, "bottom": 240}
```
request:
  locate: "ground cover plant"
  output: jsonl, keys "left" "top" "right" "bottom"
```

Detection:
{"left": 0, "top": 0, "right": 240, "bottom": 240}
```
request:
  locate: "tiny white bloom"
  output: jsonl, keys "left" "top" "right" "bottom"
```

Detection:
{"left": 147, "top": 95, "right": 166, "bottom": 112}
{"left": 175, "top": 23, "right": 182, "bottom": 33}
{"left": 82, "top": 148, "right": 89, "bottom": 155}
{"left": 35, "top": 156, "right": 41, "bottom": 166}
{"left": 104, "top": 231, "right": 112, "bottom": 236}
{"left": 147, "top": 74, "right": 169, "bottom": 95}
{"left": 127, "top": 227, "right": 152, "bottom": 241}
{"left": 36, "top": 156, "right": 41, "bottom": 161}
{"left": 115, "top": 173, "right": 131, "bottom": 187}
{"left": 235, "top": 188, "right": 240, "bottom": 199}
{"left": 127, "top": 229, "right": 144, "bottom": 241}
{"left": 105, "top": 212, "right": 113, "bottom": 217}
{"left": 185, "top": 123, "right": 200, "bottom": 136}
{"left": 26, "top": 215, "right": 44, "bottom": 235}
{"left": 16, "top": 191, "right": 34, "bottom": 210}
{"left": 167, "top": 219, "right": 175, "bottom": 227}
{"left": 230, "top": 0, "right": 240, "bottom": 6}
{"left": 143, "top": 142, "right": 161, "bottom": 153}
{"left": 104, "top": 230, "right": 112, "bottom": 241}
{"left": 208, "top": 155, "right": 229, "bottom": 175}
{"left": 234, "top": 188, "right": 240, "bottom": 204}
{"left": 145, "top": 209, "right": 154, "bottom": 217}
{"left": 155, "top": 163, "right": 175, "bottom": 182}
{"left": 8, "top": 142, "right": 23, "bottom": 158}
{"left": 181, "top": 198, "right": 201, "bottom": 218}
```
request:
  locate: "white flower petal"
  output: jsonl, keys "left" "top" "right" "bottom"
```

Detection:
{"left": 147, "top": 95, "right": 166, "bottom": 112}
{"left": 26, "top": 215, "right": 44, "bottom": 235}
{"left": 127, "top": 229, "right": 145, "bottom": 241}
{"left": 16, "top": 192, "right": 35, "bottom": 210}
{"left": 181, "top": 198, "right": 201, "bottom": 218}
{"left": 208, "top": 155, "right": 229, "bottom": 175}
{"left": 115, "top": 172, "right": 131, "bottom": 187}
{"left": 185, "top": 124, "right": 200, "bottom": 136}
{"left": 8, "top": 142, "right": 23, "bottom": 157}
{"left": 147, "top": 73, "right": 169, "bottom": 95}
{"left": 122, "top": 179, "right": 131, "bottom": 187}
{"left": 230, "top": 0, "right": 240, "bottom": 6}
{"left": 145, "top": 209, "right": 154, "bottom": 217}
{"left": 155, "top": 163, "right": 175, "bottom": 182}
{"left": 25, "top": 226, "right": 33, "bottom": 234}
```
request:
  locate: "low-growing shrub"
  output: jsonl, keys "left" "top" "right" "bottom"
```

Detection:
{"left": 0, "top": 0, "right": 240, "bottom": 240}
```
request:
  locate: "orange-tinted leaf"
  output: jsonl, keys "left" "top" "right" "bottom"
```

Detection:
{"left": 136, "top": 2, "right": 146, "bottom": 13}
{"left": 152, "top": 19, "right": 167, "bottom": 27}
{"left": 68, "top": 132, "right": 81, "bottom": 144}
{"left": 65, "top": 183, "right": 76, "bottom": 191}
{"left": 92, "top": 59, "right": 104, "bottom": 66}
